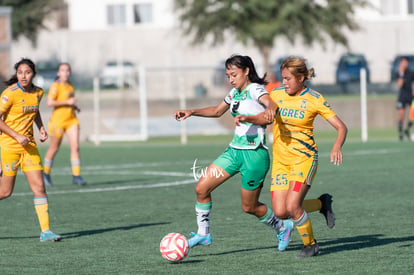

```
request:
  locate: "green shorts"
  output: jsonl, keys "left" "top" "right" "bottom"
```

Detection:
{"left": 213, "top": 146, "right": 270, "bottom": 190}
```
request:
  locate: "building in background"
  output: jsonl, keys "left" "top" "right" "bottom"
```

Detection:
{"left": 9, "top": 0, "right": 414, "bottom": 97}
{"left": 0, "top": 6, "right": 12, "bottom": 90}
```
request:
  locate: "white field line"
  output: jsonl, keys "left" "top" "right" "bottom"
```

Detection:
{"left": 81, "top": 160, "right": 212, "bottom": 171}
{"left": 79, "top": 171, "right": 193, "bottom": 177}
{"left": 48, "top": 160, "right": 207, "bottom": 175}
{"left": 13, "top": 179, "right": 196, "bottom": 197}
{"left": 38, "top": 148, "right": 400, "bottom": 176}
{"left": 320, "top": 148, "right": 401, "bottom": 157}
{"left": 11, "top": 148, "right": 401, "bottom": 197}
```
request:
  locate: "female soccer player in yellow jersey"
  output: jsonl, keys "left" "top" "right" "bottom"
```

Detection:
{"left": 238, "top": 56, "right": 346, "bottom": 257}
{"left": 42, "top": 63, "right": 86, "bottom": 186}
{"left": 0, "top": 58, "right": 62, "bottom": 242}
{"left": 270, "top": 57, "right": 347, "bottom": 257}
{"left": 174, "top": 55, "right": 294, "bottom": 251}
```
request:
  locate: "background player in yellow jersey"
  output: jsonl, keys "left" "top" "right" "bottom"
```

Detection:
{"left": 42, "top": 63, "right": 86, "bottom": 186}
{"left": 270, "top": 57, "right": 347, "bottom": 257}
{"left": 0, "top": 58, "right": 62, "bottom": 242}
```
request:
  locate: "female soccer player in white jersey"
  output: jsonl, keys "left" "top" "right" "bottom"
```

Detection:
{"left": 174, "top": 54, "right": 293, "bottom": 251}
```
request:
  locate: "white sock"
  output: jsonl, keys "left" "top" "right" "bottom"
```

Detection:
{"left": 195, "top": 201, "right": 212, "bottom": 235}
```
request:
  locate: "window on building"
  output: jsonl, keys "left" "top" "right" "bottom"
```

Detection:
{"left": 380, "top": 0, "right": 400, "bottom": 15}
{"left": 381, "top": 0, "right": 414, "bottom": 15}
{"left": 107, "top": 4, "right": 126, "bottom": 26}
{"left": 409, "top": 0, "right": 414, "bottom": 14}
{"left": 133, "top": 3, "right": 153, "bottom": 24}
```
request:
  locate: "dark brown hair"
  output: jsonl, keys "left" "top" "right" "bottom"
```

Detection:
{"left": 4, "top": 58, "right": 37, "bottom": 86}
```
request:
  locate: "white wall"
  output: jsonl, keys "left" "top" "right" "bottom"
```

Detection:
{"left": 66, "top": 0, "right": 174, "bottom": 30}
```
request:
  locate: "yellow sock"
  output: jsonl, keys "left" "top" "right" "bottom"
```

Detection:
{"left": 34, "top": 196, "right": 50, "bottom": 232}
{"left": 293, "top": 211, "right": 316, "bottom": 246}
{"left": 43, "top": 159, "right": 53, "bottom": 175}
{"left": 302, "top": 199, "right": 322, "bottom": 213}
{"left": 71, "top": 159, "right": 81, "bottom": 176}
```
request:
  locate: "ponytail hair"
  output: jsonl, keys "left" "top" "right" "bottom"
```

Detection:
{"left": 280, "top": 56, "right": 315, "bottom": 83}
{"left": 225, "top": 55, "right": 268, "bottom": 85}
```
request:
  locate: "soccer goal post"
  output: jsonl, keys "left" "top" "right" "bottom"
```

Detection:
{"left": 88, "top": 64, "right": 231, "bottom": 144}
{"left": 360, "top": 68, "right": 368, "bottom": 143}
{"left": 89, "top": 65, "right": 148, "bottom": 144}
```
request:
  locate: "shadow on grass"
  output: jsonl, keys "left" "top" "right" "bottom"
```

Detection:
{"left": 166, "top": 259, "right": 204, "bottom": 265}
{"left": 190, "top": 234, "right": 414, "bottom": 258}
{"left": 61, "top": 222, "right": 170, "bottom": 239}
{"left": 190, "top": 245, "right": 276, "bottom": 258}
{"left": 0, "top": 222, "right": 170, "bottom": 241}
{"left": 317, "top": 234, "right": 414, "bottom": 255}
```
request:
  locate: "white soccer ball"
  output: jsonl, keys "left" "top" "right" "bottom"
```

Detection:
{"left": 159, "top": 232, "right": 189, "bottom": 262}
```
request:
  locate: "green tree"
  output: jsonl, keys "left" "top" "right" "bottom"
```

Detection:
{"left": 0, "top": 0, "right": 64, "bottom": 45}
{"left": 175, "top": 0, "right": 369, "bottom": 74}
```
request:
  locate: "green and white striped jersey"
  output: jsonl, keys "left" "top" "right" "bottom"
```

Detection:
{"left": 224, "top": 83, "right": 268, "bottom": 150}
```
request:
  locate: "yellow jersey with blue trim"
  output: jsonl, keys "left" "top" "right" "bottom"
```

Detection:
{"left": 48, "top": 81, "right": 77, "bottom": 123}
{"left": 270, "top": 86, "right": 336, "bottom": 165}
{"left": 0, "top": 83, "right": 44, "bottom": 151}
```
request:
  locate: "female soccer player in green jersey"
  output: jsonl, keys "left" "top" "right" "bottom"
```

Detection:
{"left": 174, "top": 54, "right": 294, "bottom": 251}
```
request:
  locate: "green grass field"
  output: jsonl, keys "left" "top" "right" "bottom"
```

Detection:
{"left": 1, "top": 131, "right": 413, "bottom": 274}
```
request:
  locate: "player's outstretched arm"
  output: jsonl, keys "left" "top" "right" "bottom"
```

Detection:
{"left": 174, "top": 101, "right": 229, "bottom": 121}
{"left": 174, "top": 110, "right": 192, "bottom": 121}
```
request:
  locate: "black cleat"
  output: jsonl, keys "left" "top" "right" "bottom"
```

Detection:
{"left": 297, "top": 242, "right": 319, "bottom": 258}
{"left": 43, "top": 172, "right": 53, "bottom": 187}
{"left": 72, "top": 175, "right": 87, "bottom": 186}
{"left": 404, "top": 129, "right": 411, "bottom": 141}
{"left": 319, "top": 193, "right": 335, "bottom": 229}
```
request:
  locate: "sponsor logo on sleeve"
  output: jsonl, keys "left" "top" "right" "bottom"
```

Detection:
{"left": 1, "top": 95, "right": 8, "bottom": 104}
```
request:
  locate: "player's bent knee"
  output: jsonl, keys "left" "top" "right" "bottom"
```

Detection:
{"left": 241, "top": 204, "right": 256, "bottom": 214}
{"left": 194, "top": 184, "right": 210, "bottom": 199}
